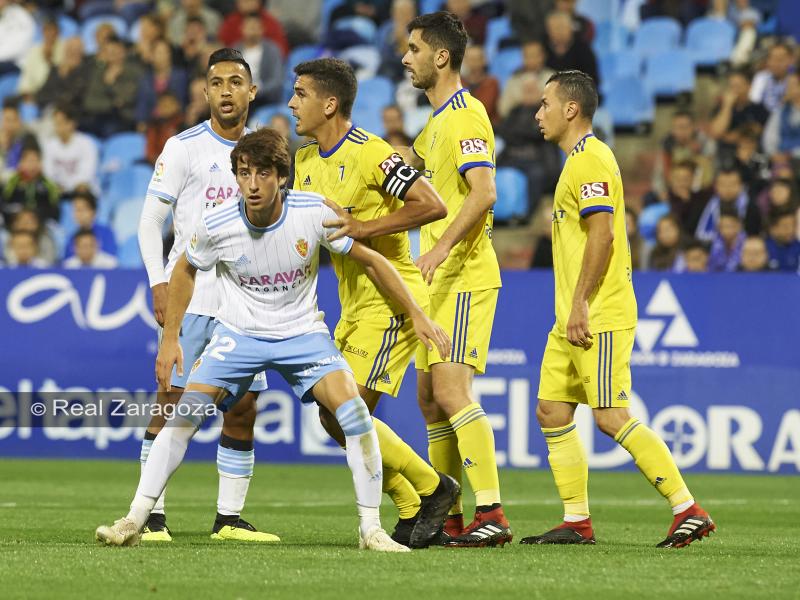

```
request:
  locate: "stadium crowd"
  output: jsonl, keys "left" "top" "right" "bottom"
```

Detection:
{"left": 0, "top": 0, "right": 798, "bottom": 273}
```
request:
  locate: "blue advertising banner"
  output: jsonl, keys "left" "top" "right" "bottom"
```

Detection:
{"left": 0, "top": 268, "right": 798, "bottom": 474}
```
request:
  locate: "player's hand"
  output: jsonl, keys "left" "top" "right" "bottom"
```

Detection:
{"left": 411, "top": 310, "right": 451, "bottom": 360}
{"left": 322, "top": 197, "right": 366, "bottom": 240}
{"left": 151, "top": 283, "right": 168, "bottom": 327}
{"left": 567, "top": 300, "right": 593, "bottom": 350}
{"left": 415, "top": 244, "right": 449, "bottom": 285}
{"left": 156, "top": 339, "right": 183, "bottom": 391}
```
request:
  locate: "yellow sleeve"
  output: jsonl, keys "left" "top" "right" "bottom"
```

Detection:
{"left": 292, "top": 147, "right": 307, "bottom": 191}
{"left": 570, "top": 152, "right": 615, "bottom": 218}
{"left": 358, "top": 137, "right": 422, "bottom": 200}
{"left": 412, "top": 127, "right": 427, "bottom": 161}
{"left": 448, "top": 109, "right": 494, "bottom": 175}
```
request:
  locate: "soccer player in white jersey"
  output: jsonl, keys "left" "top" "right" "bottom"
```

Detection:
{"left": 137, "top": 48, "right": 272, "bottom": 542}
{"left": 96, "top": 128, "right": 451, "bottom": 551}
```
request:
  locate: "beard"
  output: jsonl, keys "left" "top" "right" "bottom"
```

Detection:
{"left": 411, "top": 64, "right": 437, "bottom": 90}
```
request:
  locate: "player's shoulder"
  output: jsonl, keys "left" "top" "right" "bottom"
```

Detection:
{"left": 441, "top": 90, "right": 491, "bottom": 129}
{"left": 202, "top": 199, "right": 241, "bottom": 233}
{"left": 170, "top": 122, "right": 209, "bottom": 146}
{"left": 295, "top": 139, "right": 320, "bottom": 162}
{"left": 568, "top": 135, "right": 616, "bottom": 170}
{"left": 286, "top": 189, "right": 325, "bottom": 208}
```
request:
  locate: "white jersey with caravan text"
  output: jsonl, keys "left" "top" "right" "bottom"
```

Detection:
{"left": 185, "top": 190, "right": 354, "bottom": 340}
{"left": 146, "top": 120, "right": 243, "bottom": 317}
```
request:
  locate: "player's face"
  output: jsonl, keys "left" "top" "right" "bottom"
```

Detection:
{"left": 402, "top": 29, "right": 438, "bottom": 90}
{"left": 235, "top": 155, "right": 286, "bottom": 212}
{"left": 535, "top": 82, "right": 569, "bottom": 143}
{"left": 288, "top": 75, "right": 330, "bottom": 136}
{"left": 205, "top": 62, "right": 256, "bottom": 127}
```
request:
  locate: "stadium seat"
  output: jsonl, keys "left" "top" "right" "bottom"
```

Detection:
{"left": 321, "top": 0, "right": 346, "bottom": 34}
{"left": 599, "top": 51, "right": 642, "bottom": 94}
{"left": 632, "top": 17, "right": 682, "bottom": 58}
{"left": 644, "top": 50, "right": 695, "bottom": 97}
{"left": 485, "top": 16, "right": 513, "bottom": 63}
{"left": 248, "top": 103, "right": 294, "bottom": 130}
{"left": 0, "top": 73, "right": 19, "bottom": 103}
{"left": 58, "top": 14, "right": 80, "bottom": 38}
{"left": 100, "top": 132, "right": 145, "bottom": 174}
{"left": 332, "top": 16, "right": 377, "bottom": 45}
{"left": 19, "top": 101, "right": 39, "bottom": 123}
{"left": 638, "top": 202, "right": 670, "bottom": 241}
{"left": 494, "top": 167, "right": 529, "bottom": 222}
{"left": 78, "top": 0, "right": 115, "bottom": 20}
{"left": 592, "top": 21, "right": 629, "bottom": 55}
{"left": 338, "top": 45, "right": 381, "bottom": 80}
{"left": 100, "top": 164, "right": 152, "bottom": 224}
{"left": 283, "top": 45, "right": 324, "bottom": 101}
{"left": 81, "top": 15, "right": 127, "bottom": 55}
{"left": 685, "top": 17, "right": 736, "bottom": 67}
{"left": 593, "top": 107, "right": 615, "bottom": 149}
{"left": 116, "top": 235, "right": 143, "bottom": 268}
{"left": 577, "top": 0, "right": 620, "bottom": 25}
{"left": 603, "top": 76, "right": 655, "bottom": 129}
{"left": 419, "top": 0, "right": 442, "bottom": 15}
{"left": 111, "top": 198, "right": 144, "bottom": 247}
{"left": 353, "top": 76, "right": 394, "bottom": 112}
{"left": 489, "top": 47, "right": 523, "bottom": 88}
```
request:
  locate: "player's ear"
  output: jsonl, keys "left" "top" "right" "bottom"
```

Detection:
{"left": 565, "top": 100, "right": 579, "bottom": 121}
{"left": 249, "top": 83, "right": 257, "bottom": 102}
{"left": 278, "top": 175, "right": 287, "bottom": 187}
{"left": 324, "top": 96, "right": 338, "bottom": 118}
{"left": 435, "top": 48, "right": 449, "bottom": 70}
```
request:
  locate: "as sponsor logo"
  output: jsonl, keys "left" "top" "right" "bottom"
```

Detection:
{"left": 459, "top": 138, "right": 488, "bottom": 155}
{"left": 379, "top": 153, "right": 403, "bottom": 175}
{"left": 579, "top": 181, "right": 608, "bottom": 200}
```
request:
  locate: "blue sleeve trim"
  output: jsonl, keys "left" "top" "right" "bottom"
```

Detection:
{"left": 148, "top": 189, "right": 177, "bottom": 204}
{"left": 340, "top": 237, "right": 354, "bottom": 255}
{"left": 458, "top": 161, "right": 494, "bottom": 175}
{"left": 184, "top": 248, "right": 212, "bottom": 271}
{"left": 579, "top": 205, "right": 614, "bottom": 218}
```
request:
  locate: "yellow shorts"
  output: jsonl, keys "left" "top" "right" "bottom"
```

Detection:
{"left": 334, "top": 314, "right": 417, "bottom": 397}
{"left": 416, "top": 289, "right": 498, "bottom": 375}
{"left": 537, "top": 327, "right": 635, "bottom": 408}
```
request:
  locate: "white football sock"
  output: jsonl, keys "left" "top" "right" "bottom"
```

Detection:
{"left": 216, "top": 441, "right": 255, "bottom": 516}
{"left": 140, "top": 437, "right": 166, "bottom": 514}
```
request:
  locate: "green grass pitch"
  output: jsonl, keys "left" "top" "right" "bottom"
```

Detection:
{"left": 0, "top": 459, "right": 797, "bottom": 599}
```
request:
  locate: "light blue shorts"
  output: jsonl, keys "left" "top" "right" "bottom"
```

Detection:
{"left": 161, "top": 314, "right": 268, "bottom": 393}
{"left": 187, "top": 322, "right": 352, "bottom": 410}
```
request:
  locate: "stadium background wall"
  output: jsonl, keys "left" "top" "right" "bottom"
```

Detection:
{"left": 0, "top": 269, "right": 798, "bottom": 475}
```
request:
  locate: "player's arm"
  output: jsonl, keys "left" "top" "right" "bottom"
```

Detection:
{"left": 416, "top": 165, "right": 495, "bottom": 284}
{"left": 397, "top": 146, "right": 424, "bottom": 170}
{"left": 347, "top": 241, "right": 451, "bottom": 359}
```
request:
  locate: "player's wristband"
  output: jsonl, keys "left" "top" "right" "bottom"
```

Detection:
{"left": 381, "top": 161, "right": 423, "bottom": 200}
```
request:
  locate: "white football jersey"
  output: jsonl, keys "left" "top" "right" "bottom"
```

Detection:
{"left": 146, "top": 121, "right": 244, "bottom": 317}
{"left": 185, "top": 190, "right": 354, "bottom": 340}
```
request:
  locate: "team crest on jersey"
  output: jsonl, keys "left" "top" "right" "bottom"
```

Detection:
{"left": 460, "top": 138, "right": 488, "bottom": 155}
{"left": 190, "top": 233, "right": 197, "bottom": 249}
{"left": 154, "top": 159, "right": 165, "bottom": 182}
{"left": 191, "top": 357, "right": 202, "bottom": 373}
{"left": 580, "top": 182, "right": 609, "bottom": 200}
{"left": 294, "top": 238, "right": 309, "bottom": 259}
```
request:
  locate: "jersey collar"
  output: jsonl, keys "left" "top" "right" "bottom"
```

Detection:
{"left": 238, "top": 191, "right": 288, "bottom": 233}
{"left": 203, "top": 120, "right": 239, "bottom": 147}
{"left": 570, "top": 132, "right": 595, "bottom": 154}
{"left": 318, "top": 125, "right": 355, "bottom": 158}
{"left": 432, "top": 88, "right": 469, "bottom": 117}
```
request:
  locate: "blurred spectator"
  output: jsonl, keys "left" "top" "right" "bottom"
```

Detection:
{"left": 738, "top": 235, "right": 771, "bottom": 271}
{"left": 64, "top": 191, "right": 117, "bottom": 259}
{"left": 4, "top": 230, "right": 48, "bottom": 267}
{"left": 133, "top": 13, "right": 167, "bottom": 69}
{"left": 626, "top": 208, "right": 644, "bottom": 270}
{"left": 765, "top": 206, "right": 800, "bottom": 271}
{"left": 648, "top": 214, "right": 684, "bottom": 271}
{"left": 708, "top": 207, "right": 745, "bottom": 271}
{"left": 640, "top": 0, "right": 705, "bottom": 26}
{"left": 329, "top": 0, "right": 391, "bottom": 26}
{"left": 268, "top": 112, "right": 301, "bottom": 155}
{"left": 664, "top": 161, "right": 712, "bottom": 236}
{"left": 145, "top": 92, "right": 184, "bottom": 164}
{"left": 0, "top": 0, "right": 36, "bottom": 74}
{"left": 544, "top": 11, "right": 598, "bottom": 85}
{"left": 695, "top": 168, "right": 761, "bottom": 241}
{"left": 709, "top": 68, "right": 769, "bottom": 161}
{"left": 89, "top": 22, "right": 121, "bottom": 62}
{"left": 16, "top": 17, "right": 63, "bottom": 100}
{"left": 1, "top": 97, "right": 37, "bottom": 180}
{"left": 651, "top": 110, "right": 715, "bottom": 201}
{"left": 446, "top": 0, "right": 488, "bottom": 45}
{"left": 679, "top": 238, "right": 710, "bottom": 273}
{"left": 385, "top": 130, "right": 412, "bottom": 148}
{"left": 461, "top": 45, "right": 499, "bottom": 124}
{"left": 732, "top": 123, "right": 770, "bottom": 197}
{"left": 758, "top": 176, "right": 798, "bottom": 219}
{"left": 42, "top": 103, "right": 100, "bottom": 195}
{"left": 496, "top": 77, "right": 561, "bottom": 216}
{"left": 169, "top": 0, "right": 222, "bottom": 45}
{"left": 136, "top": 38, "right": 188, "bottom": 127}
{"left": 499, "top": 41, "right": 554, "bottom": 120}
{"left": 178, "top": 16, "right": 214, "bottom": 78}
{"left": 2, "top": 146, "right": 59, "bottom": 224}
{"left": 268, "top": 0, "right": 323, "bottom": 46}
{"left": 4, "top": 208, "right": 57, "bottom": 264}
{"left": 218, "top": 0, "right": 289, "bottom": 56}
{"left": 750, "top": 41, "right": 796, "bottom": 112}
{"left": 726, "top": 0, "right": 761, "bottom": 66}
{"left": 508, "top": 0, "right": 552, "bottom": 43}
{"left": 63, "top": 228, "right": 118, "bottom": 269}
{"left": 530, "top": 199, "right": 554, "bottom": 269}
{"left": 762, "top": 72, "right": 800, "bottom": 160}
{"left": 82, "top": 35, "right": 143, "bottom": 137}
{"left": 183, "top": 75, "right": 211, "bottom": 128}
{"left": 237, "top": 13, "right": 284, "bottom": 107}
{"left": 36, "top": 37, "right": 89, "bottom": 111}
{"left": 378, "top": 0, "right": 416, "bottom": 82}
{"left": 555, "top": 0, "right": 595, "bottom": 45}
{"left": 382, "top": 105, "right": 406, "bottom": 138}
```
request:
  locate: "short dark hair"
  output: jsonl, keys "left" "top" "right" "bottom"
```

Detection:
{"left": 73, "top": 228, "right": 97, "bottom": 243}
{"left": 672, "top": 109, "right": 694, "bottom": 121}
{"left": 769, "top": 205, "right": 796, "bottom": 225}
{"left": 2, "top": 96, "right": 20, "bottom": 111}
{"left": 729, "top": 66, "right": 753, "bottom": 83}
{"left": 672, "top": 159, "right": 696, "bottom": 172}
{"left": 230, "top": 128, "right": 290, "bottom": 179}
{"left": 294, "top": 58, "right": 357, "bottom": 119}
{"left": 53, "top": 102, "right": 78, "bottom": 123}
{"left": 546, "top": 70, "right": 599, "bottom": 120}
{"left": 719, "top": 205, "right": 741, "bottom": 220}
{"left": 72, "top": 190, "right": 97, "bottom": 211}
{"left": 208, "top": 47, "right": 252, "bottom": 81}
{"left": 683, "top": 238, "right": 709, "bottom": 254}
{"left": 186, "top": 15, "right": 205, "bottom": 28}
{"left": 407, "top": 11, "right": 469, "bottom": 72}
{"left": 717, "top": 167, "right": 742, "bottom": 180}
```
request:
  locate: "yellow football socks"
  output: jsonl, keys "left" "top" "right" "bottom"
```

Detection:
{"left": 374, "top": 418, "right": 439, "bottom": 497}
{"left": 449, "top": 403, "right": 501, "bottom": 507}
{"left": 541, "top": 422, "right": 589, "bottom": 519}
{"left": 615, "top": 417, "right": 693, "bottom": 509}
{"left": 426, "top": 420, "right": 463, "bottom": 514}
{"left": 382, "top": 470, "right": 420, "bottom": 520}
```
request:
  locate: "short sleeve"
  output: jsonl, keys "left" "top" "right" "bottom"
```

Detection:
{"left": 185, "top": 219, "right": 219, "bottom": 271}
{"left": 449, "top": 111, "right": 494, "bottom": 176}
{"left": 571, "top": 153, "right": 615, "bottom": 218}
{"left": 358, "top": 138, "right": 422, "bottom": 200}
{"left": 319, "top": 204, "right": 354, "bottom": 255}
{"left": 147, "top": 137, "right": 188, "bottom": 205}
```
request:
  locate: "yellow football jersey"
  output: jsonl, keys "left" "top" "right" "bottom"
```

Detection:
{"left": 293, "top": 126, "right": 427, "bottom": 321}
{"left": 413, "top": 89, "right": 501, "bottom": 295}
{"left": 551, "top": 133, "right": 637, "bottom": 335}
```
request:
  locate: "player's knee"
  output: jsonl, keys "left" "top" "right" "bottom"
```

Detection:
{"left": 319, "top": 406, "right": 345, "bottom": 446}
{"left": 593, "top": 408, "right": 629, "bottom": 438}
{"left": 535, "top": 400, "right": 571, "bottom": 428}
{"left": 222, "top": 394, "right": 258, "bottom": 432}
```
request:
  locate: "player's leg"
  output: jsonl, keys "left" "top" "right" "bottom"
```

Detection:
{"left": 589, "top": 329, "right": 715, "bottom": 548}
{"left": 96, "top": 384, "right": 225, "bottom": 546}
{"left": 520, "top": 330, "right": 594, "bottom": 545}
